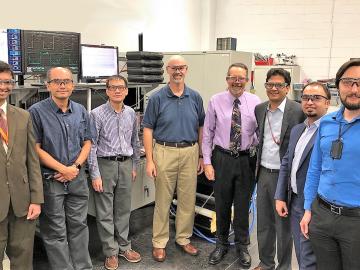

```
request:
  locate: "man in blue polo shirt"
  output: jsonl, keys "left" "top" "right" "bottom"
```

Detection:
{"left": 143, "top": 55, "right": 205, "bottom": 262}
{"left": 301, "top": 59, "right": 360, "bottom": 270}
{"left": 29, "top": 67, "right": 93, "bottom": 270}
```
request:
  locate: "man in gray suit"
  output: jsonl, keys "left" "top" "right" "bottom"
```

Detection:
{"left": 253, "top": 68, "right": 305, "bottom": 270}
{"left": 0, "top": 60, "right": 43, "bottom": 270}
{"left": 275, "top": 82, "right": 330, "bottom": 270}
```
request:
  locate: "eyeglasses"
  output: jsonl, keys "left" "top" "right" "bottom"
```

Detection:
{"left": 48, "top": 79, "right": 74, "bottom": 86}
{"left": 167, "top": 65, "right": 188, "bottom": 72}
{"left": 301, "top": 94, "right": 328, "bottom": 102}
{"left": 226, "top": 76, "right": 248, "bottom": 82}
{"left": 0, "top": 79, "right": 15, "bottom": 87}
{"left": 339, "top": 78, "right": 360, "bottom": 88}
{"left": 264, "top": 82, "right": 288, "bottom": 90}
{"left": 107, "top": 85, "right": 127, "bottom": 91}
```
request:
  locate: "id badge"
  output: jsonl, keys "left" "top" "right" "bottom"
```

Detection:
{"left": 330, "top": 139, "right": 343, "bottom": 159}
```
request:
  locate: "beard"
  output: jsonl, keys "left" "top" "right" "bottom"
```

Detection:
{"left": 305, "top": 111, "right": 317, "bottom": 117}
{"left": 340, "top": 95, "right": 360, "bottom": 110}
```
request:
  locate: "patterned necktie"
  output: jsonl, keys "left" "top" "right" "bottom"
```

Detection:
{"left": 0, "top": 108, "right": 8, "bottom": 145}
{"left": 229, "top": 99, "right": 241, "bottom": 152}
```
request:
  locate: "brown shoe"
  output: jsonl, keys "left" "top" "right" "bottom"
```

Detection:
{"left": 105, "top": 255, "right": 118, "bottom": 270}
{"left": 152, "top": 247, "right": 166, "bottom": 262}
{"left": 176, "top": 242, "right": 199, "bottom": 256}
{"left": 252, "top": 267, "right": 264, "bottom": 270}
{"left": 119, "top": 249, "right": 142, "bottom": 263}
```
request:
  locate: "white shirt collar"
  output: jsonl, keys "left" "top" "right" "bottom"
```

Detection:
{"left": 304, "top": 117, "right": 321, "bottom": 129}
{"left": 267, "top": 97, "right": 287, "bottom": 113}
{"left": 0, "top": 101, "right": 7, "bottom": 115}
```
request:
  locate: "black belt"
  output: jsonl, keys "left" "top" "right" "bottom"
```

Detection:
{"left": 318, "top": 196, "right": 360, "bottom": 217}
{"left": 214, "top": 145, "right": 249, "bottom": 158}
{"left": 156, "top": 140, "right": 196, "bottom": 148}
{"left": 99, "top": 156, "right": 129, "bottom": 162}
{"left": 260, "top": 166, "right": 280, "bottom": 173}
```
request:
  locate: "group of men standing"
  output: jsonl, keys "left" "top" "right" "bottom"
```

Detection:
{"left": 0, "top": 62, "right": 141, "bottom": 270}
{"left": 0, "top": 55, "right": 359, "bottom": 270}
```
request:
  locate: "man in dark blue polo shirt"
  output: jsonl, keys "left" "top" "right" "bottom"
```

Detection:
{"left": 143, "top": 55, "right": 205, "bottom": 262}
{"left": 29, "top": 67, "right": 93, "bottom": 270}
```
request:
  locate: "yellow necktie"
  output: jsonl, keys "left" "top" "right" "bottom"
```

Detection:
{"left": 0, "top": 108, "right": 9, "bottom": 145}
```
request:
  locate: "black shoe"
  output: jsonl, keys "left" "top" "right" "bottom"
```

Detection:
{"left": 208, "top": 246, "right": 228, "bottom": 265}
{"left": 238, "top": 248, "right": 251, "bottom": 269}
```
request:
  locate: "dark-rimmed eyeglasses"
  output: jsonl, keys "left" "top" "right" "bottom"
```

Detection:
{"left": 264, "top": 82, "right": 288, "bottom": 90}
{"left": 226, "top": 76, "right": 248, "bottom": 82}
{"left": 107, "top": 85, "right": 127, "bottom": 91}
{"left": 301, "top": 94, "right": 328, "bottom": 102}
{"left": 48, "top": 79, "right": 73, "bottom": 86}
{"left": 339, "top": 78, "right": 360, "bottom": 88}
{"left": 0, "top": 79, "right": 15, "bottom": 86}
{"left": 167, "top": 65, "right": 188, "bottom": 72}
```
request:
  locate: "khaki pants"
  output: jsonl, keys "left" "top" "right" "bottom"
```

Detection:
{"left": 152, "top": 143, "right": 199, "bottom": 248}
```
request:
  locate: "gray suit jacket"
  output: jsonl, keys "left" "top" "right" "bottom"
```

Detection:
{"left": 0, "top": 105, "right": 43, "bottom": 222}
{"left": 255, "top": 98, "right": 305, "bottom": 179}
{"left": 274, "top": 122, "right": 318, "bottom": 206}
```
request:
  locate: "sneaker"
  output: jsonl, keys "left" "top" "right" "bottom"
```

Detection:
{"left": 105, "top": 255, "right": 118, "bottom": 270}
{"left": 119, "top": 249, "right": 142, "bottom": 263}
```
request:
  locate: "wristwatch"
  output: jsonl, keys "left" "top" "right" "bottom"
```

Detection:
{"left": 73, "top": 162, "right": 82, "bottom": 170}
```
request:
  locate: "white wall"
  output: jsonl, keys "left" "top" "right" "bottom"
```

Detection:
{"left": 0, "top": 0, "right": 203, "bottom": 52}
{"left": 213, "top": 0, "right": 360, "bottom": 80}
{"left": 1, "top": 0, "right": 359, "bottom": 80}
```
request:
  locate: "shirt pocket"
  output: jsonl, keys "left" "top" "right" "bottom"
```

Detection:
{"left": 123, "top": 126, "right": 133, "bottom": 143}
{"left": 241, "top": 113, "right": 257, "bottom": 134}
{"left": 78, "top": 119, "right": 87, "bottom": 141}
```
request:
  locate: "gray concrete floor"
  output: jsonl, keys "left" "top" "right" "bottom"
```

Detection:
{"left": 33, "top": 204, "right": 298, "bottom": 270}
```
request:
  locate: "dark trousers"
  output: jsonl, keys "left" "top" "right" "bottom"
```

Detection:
{"left": 256, "top": 167, "right": 292, "bottom": 270}
{"left": 290, "top": 194, "right": 316, "bottom": 270}
{"left": 0, "top": 205, "right": 36, "bottom": 270}
{"left": 40, "top": 169, "right": 92, "bottom": 270}
{"left": 212, "top": 148, "right": 254, "bottom": 249}
{"left": 309, "top": 198, "right": 360, "bottom": 270}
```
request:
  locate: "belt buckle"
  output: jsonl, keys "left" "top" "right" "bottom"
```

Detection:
{"left": 330, "top": 204, "right": 342, "bottom": 215}
{"left": 115, "top": 156, "right": 122, "bottom": 161}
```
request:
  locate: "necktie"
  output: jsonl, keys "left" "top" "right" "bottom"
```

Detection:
{"left": 229, "top": 99, "right": 241, "bottom": 152}
{"left": 0, "top": 109, "right": 8, "bottom": 145}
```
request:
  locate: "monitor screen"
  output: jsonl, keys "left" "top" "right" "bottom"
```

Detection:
{"left": 0, "top": 29, "right": 22, "bottom": 74}
{"left": 81, "top": 44, "right": 119, "bottom": 79}
{"left": 22, "top": 30, "right": 80, "bottom": 74}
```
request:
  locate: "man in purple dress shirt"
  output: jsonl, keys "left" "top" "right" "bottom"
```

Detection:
{"left": 202, "top": 63, "right": 261, "bottom": 268}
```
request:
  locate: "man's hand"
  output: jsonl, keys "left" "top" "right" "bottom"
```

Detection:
{"left": 56, "top": 166, "right": 79, "bottom": 181}
{"left": 92, "top": 177, "right": 103, "bottom": 192}
{"left": 27, "top": 204, "right": 41, "bottom": 220}
{"left": 275, "top": 200, "right": 288, "bottom": 217}
{"left": 204, "top": 164, "right": 215, "bottom": 181}
{"left": 132, "top": 170, "right": 137, "bottom": 182}
{"left": 146, "top": 160, "right": 157, "bottom": 178}
{"left": 197, "top": 157, "right": 204, "bottom": 175}
{"left": 300, "top": 210, "right": 312, "bottom": 239}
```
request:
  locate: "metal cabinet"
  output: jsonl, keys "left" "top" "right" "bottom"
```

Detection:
{"left": 130, "top": 158, "right": 155, "bottom": 211}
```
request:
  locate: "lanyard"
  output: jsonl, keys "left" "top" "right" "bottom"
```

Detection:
{"left": 266, "top": 111, "right": 280, "bottom": 145}
{"left": 337, "top": 121, "right": 357, "bottom": 140}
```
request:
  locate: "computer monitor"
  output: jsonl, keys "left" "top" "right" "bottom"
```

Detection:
{"left": 80, "top": 44, "right": 119, "bottom": 81}
{"left": 21, "top": 30, "right": 80, "bottom": 75}
{"left": 0, "top": 29, "right": 23, "bottom": 74}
